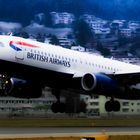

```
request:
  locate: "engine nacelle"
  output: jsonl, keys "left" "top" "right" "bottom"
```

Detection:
{"left": 4, "top": 77, "right": 42, "bottom": 98}
{"left": 5, "top": 78, "right": 27, "bottom": 93}
{"left": 81, "top": 73, "right": 119, "bottom": 94}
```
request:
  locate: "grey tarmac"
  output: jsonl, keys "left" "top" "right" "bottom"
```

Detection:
{"left": 0, "top": 127, "right": 139, "bottom": 138}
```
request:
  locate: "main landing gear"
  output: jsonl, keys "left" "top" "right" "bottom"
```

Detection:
{"left": 105, "top": 98, "right": 120, "bottom": 112}
{"left": 51, "top": 89, "right": 66, "bottom": 113}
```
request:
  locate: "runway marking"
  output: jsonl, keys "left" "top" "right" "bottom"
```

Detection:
{"left": 0, "top": 132, "right": 139, "bottom": 139}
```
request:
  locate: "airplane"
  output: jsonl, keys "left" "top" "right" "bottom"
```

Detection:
{"left": 0, "top": 35, "right": 140, "bottom": 113}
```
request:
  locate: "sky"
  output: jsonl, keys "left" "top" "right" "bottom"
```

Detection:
{"left": 0, "top": 0, "right": 139, "bottom": 25}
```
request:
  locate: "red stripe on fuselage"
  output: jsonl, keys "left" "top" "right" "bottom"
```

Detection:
{"left": 10, "top": 41, "right": 39, "bottom": 48}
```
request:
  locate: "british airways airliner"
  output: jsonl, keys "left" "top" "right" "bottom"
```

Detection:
{"left": 0, "top": 35, "right": 140, "bottom": 112}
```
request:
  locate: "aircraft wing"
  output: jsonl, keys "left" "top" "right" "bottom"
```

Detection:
{"left": 114, "top": 69, "right": 140, "bottom": 75}
{"left": 111, "top": 71, "right": 140, "bottom": 85}
{"left": 73, "top": 70, "right": 140, "bottom": 86}
{"left": 73, "top": 72, "right": 85, "bottom": 78}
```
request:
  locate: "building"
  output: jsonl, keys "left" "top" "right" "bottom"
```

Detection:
{"left": 0, "top": 97, "right": 55, "bottom": 117}
{"left": 81, "top": 14, "right": 97, "bottom": 23}
{"left": 50, "top": 12, "right": 75, "bottom": 26}
{"left": 81, "top": 14, "right": 108, "bottom": 34}
{"left": 82, "top": 95, "right": 140, "bottom": 118}
{"left": 81, "top": 95, "right": 100, "bottom": 117}
{"left": 57, "top": 36, "right": 73, "bottom": 48}
{"left": 71, "top": 46, "right": 85, "bottom": 52}
{"left": 46, "top": 36, "right": 74, "bottom": 48}
{"left": 99, "top": 28, "right": 110, "bottom": 34}
{"left": 120, "top": 28, "right": 132, "bottom": 37}
{"left": 90, "top": 21, "right": 108, "bottom": 34}
{"left": 128, "top": 21, "right": 140, "bottom": 31}
{"left": 0, "top": 87, "right": 57, "bottom": 117}
{"left": 110, "top": 20, "right": 126, "bottom": 28}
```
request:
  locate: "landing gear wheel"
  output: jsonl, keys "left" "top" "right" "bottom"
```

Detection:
{"left": 105, "top": 101, "right": 113, "bottom": 112}
{"left": 113, "top": 101, "right": 120, "bottom": 112}
{"left": 105, "top": 100, "right": 120, "bottom": 112}
{"left": 51, "top": 102, "right": 66, "bottom": 113}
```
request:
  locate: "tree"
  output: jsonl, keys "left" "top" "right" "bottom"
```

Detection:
{"left": 96, "top": 41, "right": 111, "bottom": 57}
{"left": 118, "top": 35, "right": 130, "bottom": 47}
{"left": 49, "top": 35, "right": 60, "bottom": 45}
{"left": 36, "top": 33, "right": 45, "bottom": 42}
{"left": 18, "top": 31, "right": 29, "bottom": 38}
{"left": 73, "top": 19, "right": 93, "bottom": 50}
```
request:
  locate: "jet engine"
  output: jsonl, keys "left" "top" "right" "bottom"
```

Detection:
{"left": 0, "top": 76, "right": 42, "bottom": 98}
{"left": 81, "top": 73, "right": 119, "bottom": 94}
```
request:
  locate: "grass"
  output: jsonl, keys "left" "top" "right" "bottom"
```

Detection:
{"left": 0, "top": 118, "right": 139, "bottom": 139}
{"left": 0, "top": 117, "right": 139, "bottom": 127}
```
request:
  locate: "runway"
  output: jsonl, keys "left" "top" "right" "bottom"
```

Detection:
{"left": 0, "top": 127, "right": 139, "bottom": 138}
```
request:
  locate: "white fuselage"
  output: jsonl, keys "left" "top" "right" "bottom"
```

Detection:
{"left": 0, "top": 35, "right": 140, "bottom": 78}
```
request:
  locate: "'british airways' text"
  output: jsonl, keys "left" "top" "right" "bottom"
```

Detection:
{"left": 27, "top": 52, "right": 71, "bottom": 67}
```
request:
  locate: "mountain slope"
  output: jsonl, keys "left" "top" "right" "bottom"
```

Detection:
{"left": 0, "top": 0, "right": 139, "bottom": 25}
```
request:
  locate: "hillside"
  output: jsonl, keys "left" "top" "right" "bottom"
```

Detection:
{"left": 0, "top": 0, "right": 139, "bottom": 26}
